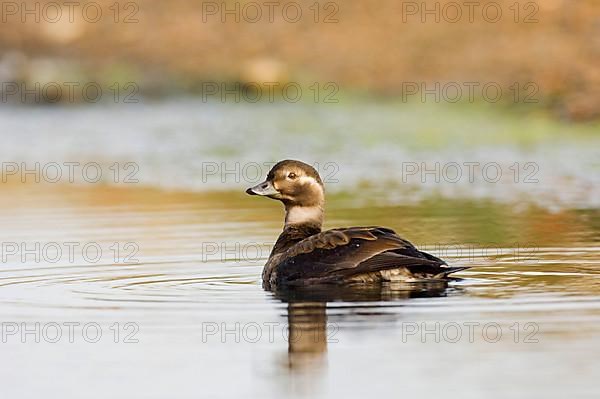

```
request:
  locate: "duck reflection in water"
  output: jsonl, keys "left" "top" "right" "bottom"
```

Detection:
{"left": 274, "top": 281, "right": 454, "bottom": 372}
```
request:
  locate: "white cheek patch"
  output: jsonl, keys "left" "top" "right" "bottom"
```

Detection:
{"left": 298, "top": 176, "right": 319, "bottom": 187}
{"left": 299, "top": 176, "right": 324, "bottom": 198}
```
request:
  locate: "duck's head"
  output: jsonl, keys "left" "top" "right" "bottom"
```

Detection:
{"left": 246, "top": 160, "right": 325, "bottom": 227}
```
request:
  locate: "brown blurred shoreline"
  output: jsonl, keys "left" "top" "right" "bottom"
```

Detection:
{"left": 0, "top": 0, "right": 599, "bottom": 120}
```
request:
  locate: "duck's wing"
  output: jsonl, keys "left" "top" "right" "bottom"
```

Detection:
{"left": 274, "top": 226, "right": 465, "bottom": 286}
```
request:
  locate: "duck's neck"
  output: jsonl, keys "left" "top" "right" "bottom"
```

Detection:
{"left": 284, "top": 205, "right": 324, "bottom": 228}
{"left": 272, "top": 194, "right": 324, "bottom": 257}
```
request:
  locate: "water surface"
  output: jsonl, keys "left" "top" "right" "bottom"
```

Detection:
{"left": 1, "top": 184, "right": 599, "bottom": 398}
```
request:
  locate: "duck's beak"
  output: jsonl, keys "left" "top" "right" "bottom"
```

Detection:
{"left": 246, "top": 180, "right": 279, "bottom": 196}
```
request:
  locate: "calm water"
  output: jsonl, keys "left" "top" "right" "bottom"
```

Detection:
{"left": 1, "top": 184, "right": 599, "bottom": 398}
{"left": 1, "top": 101, "right": 599, "bottom": 397}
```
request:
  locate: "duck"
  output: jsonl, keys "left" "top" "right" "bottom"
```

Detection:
{"left": 246, "top": 160, "right": 468, "bottom": 289}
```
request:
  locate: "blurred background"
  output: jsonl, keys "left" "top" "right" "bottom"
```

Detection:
{"left": 1, "top": 0, "right": 599, "bottom": 207}
{"left": 1, "top": 0, "right": 599, "bottom": 119}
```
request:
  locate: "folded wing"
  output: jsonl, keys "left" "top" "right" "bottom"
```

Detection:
{"left": 273, "top": 226, "right": 466, "bottom": 286}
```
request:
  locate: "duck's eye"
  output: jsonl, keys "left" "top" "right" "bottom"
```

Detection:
{"left": 287, "top": 172, "right": 297, "bottom": 179}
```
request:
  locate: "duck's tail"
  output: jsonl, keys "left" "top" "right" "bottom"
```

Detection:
{"left": 434, "top": 266, "right": 470, "bottom": 279}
